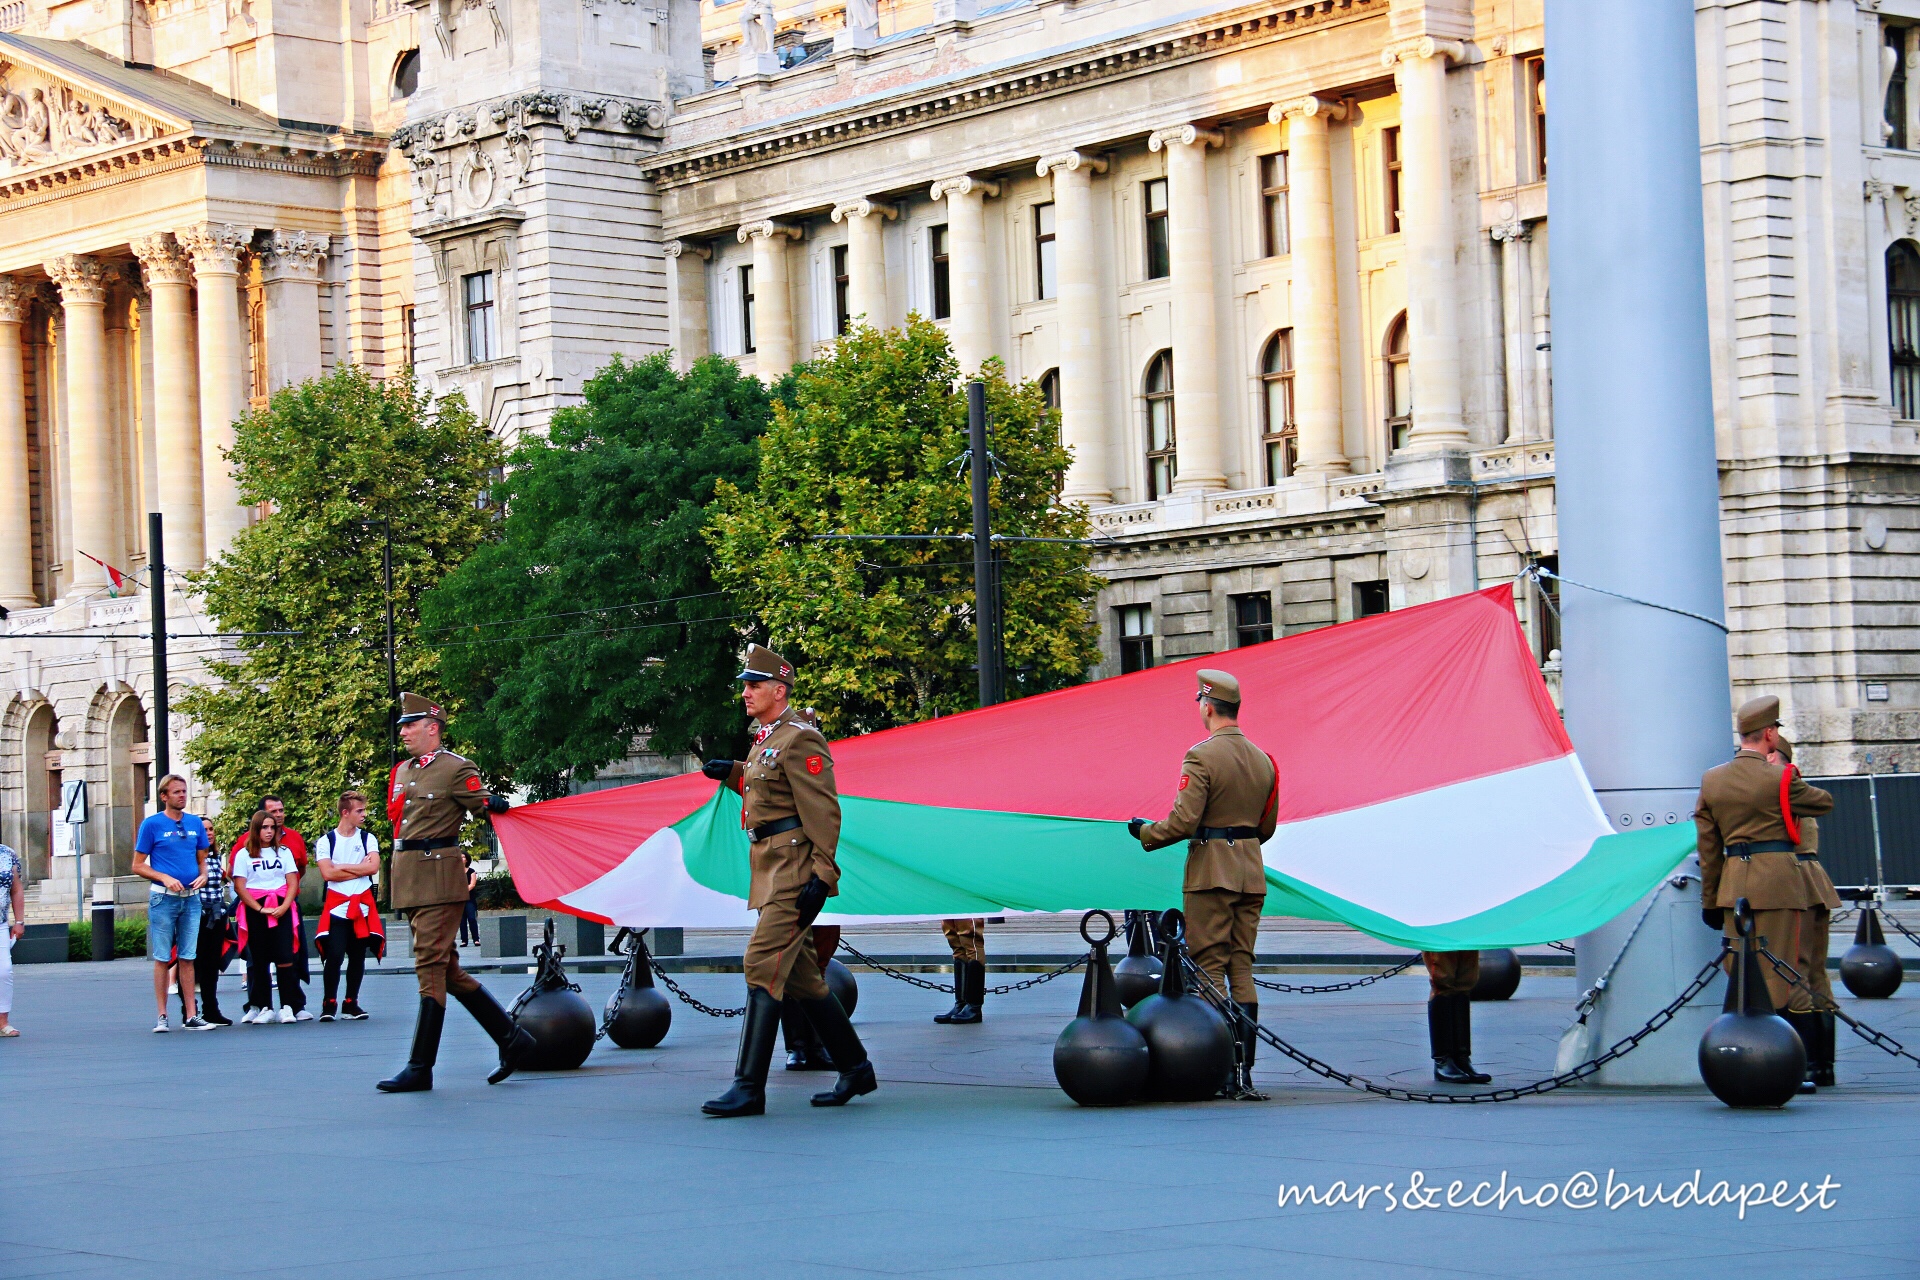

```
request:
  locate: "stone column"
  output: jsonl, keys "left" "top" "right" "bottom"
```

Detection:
{"left": 0, "top": 279, "right": 34, "bottom": 609}
{"left": 929, "top": 176, "right": 999, "bottom": 376}
{"left": 1149, "top": 124, "right": 1226, "bottom": 492}
{"left": 1384, "top": 38, "right": 1470, "bottom": 450}
{"left": 46, "top": 254, "right": 117, "bottom": 594}
{"left": 1491, "top": 220, "right": 1536, "bottom": 443}
{"left": 663, "top": 240, "right": 710, "bottom": 370}
{"left": 105, "top": 281, "right": 136, "bottom": 567}
{"left": 1272, "top": 97, "right": 1350, "bottom": 475}
{"left": 179, "top": 223, "right": 251, "bottom": 558}
{"left": 737, "top": 220, "right": 801, "bottom": 381}
{"left": 1038, "top": 150, "right": 1109, "bottom": 504}
{"left": 132, "top": 233, "right": 205, "bottom": 570}
{"left": 261, "top": 230, "right": 330, "bottom": 391}
{"left": 829, "top": 198, "right": 896, "bottom": 330}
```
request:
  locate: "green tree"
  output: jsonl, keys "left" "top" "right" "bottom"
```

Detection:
{"left": 177, "top": 367, "right": 503, "bottom": 845}
{"left": 421, "top": 353, "right": 772, "bottom": 798}
{"left": 709, "top": 317, "right": 1102, "bottom": 736}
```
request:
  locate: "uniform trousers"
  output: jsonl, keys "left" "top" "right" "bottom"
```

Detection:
{"left": 1803, "top": 906, "right": 1835, "bottom": 1011}
{"left": 409, "top": 901, "right": 482, "bottom": 1005}
{"left": 1183, "top": 888, "right": 1263, "bottom": 1003}
{"left": 743, "top": 896, "right": 830, "bottom": 1002}
{"left": 1723, "top": 908, "right": 1813, "bottom": 1013}
{"left": 941, "top": 918, "right": 985, "bottom": 963}
{"left": 1423, "top": 950, "right": 1479, "bottom": 999}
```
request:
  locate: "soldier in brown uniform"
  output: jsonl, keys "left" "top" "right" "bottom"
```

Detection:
{"left": 933, "top": 917, "right": 986, "bottom": 1024}
{"left": 1771, "top": 737, "right": 1842, "bottom": 1087}
{"left": 1128, "top": 669, "right": 1279, "bottom": 1101}
{"left": 698, "top": 646, "right": 876, "bottom": 1117}
{"left": 1695, "top": 695, "right": 1833, "bottom": 1089}
{"left": 1422, "top": 951, "right": 1491, "bottom": 1084}
{"left": 376, "top": 693, "right": 536, "bottom": 1093}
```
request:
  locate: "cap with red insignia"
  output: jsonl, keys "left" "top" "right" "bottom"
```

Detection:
{"left": 396, "top": 691, "right": 447, "bottom": 725}
{"left": 1195, "top": 669, "right": 1241, "bottom": 704}
{"left": 737, "top": 644, "right": 795, "bottom": 687}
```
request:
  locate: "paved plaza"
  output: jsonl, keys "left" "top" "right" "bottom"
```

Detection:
{"left": 4, "top": 938, "right": 1917, "bottom": 1279}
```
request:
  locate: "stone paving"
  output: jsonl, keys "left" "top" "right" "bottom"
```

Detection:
{"left": 2, "top": 950, "right": 1916, "bottom": 1279}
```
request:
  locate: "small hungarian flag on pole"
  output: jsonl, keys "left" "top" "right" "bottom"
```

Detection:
{"left": 76, "top": 550, "right": 130, "bottom": 597}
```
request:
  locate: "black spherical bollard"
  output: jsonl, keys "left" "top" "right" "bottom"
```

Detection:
{"left": 1125, "top": 911, "right": 1233, "bottom": 1102}
{"left": 1471, "top": 948, "right": 1522, "bottom": 1001}
{"left": 1053, "top": 911, "right": 1150, "bottom": 1106}
{"left": 604, "top": 932, "right": 672, "bottom": 1050}
{"left": 1113, "top": 910, "right": 1164, "bottom": 1009}
{"left": 511, "top": 920, "right": 598, "bottom": 1071}
{"left": 1699, "top": 1012, "right": 1807, "bottom": 1108}
{"left": 825, "top": 957, "right": 859, "bottom": 1017}
{"left": 1840, "top": 908, "right": 1904, "bottom": 999}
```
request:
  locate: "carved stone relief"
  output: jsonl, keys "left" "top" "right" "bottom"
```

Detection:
{"left": 0, "top": 64, "right": 166, "bottom": 176}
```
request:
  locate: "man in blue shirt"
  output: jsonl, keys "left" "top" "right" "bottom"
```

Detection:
{"left": 132, "top": 774, "right": 215, "bottom": 1032}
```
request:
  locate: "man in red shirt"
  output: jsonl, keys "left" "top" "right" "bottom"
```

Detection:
{"left": 229, "top": 795, "right": 308, "bottom": 875}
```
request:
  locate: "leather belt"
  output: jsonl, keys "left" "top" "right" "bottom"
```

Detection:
{"left": 1795, "top": 852, "right": 1821, "bottom": 862}
{"left": 1727, "top": 839, "right": 1796, "bottom": 859}
{"left": 748, "top": 815, "right": 804, "bottom": 843}
{"left": 1192, "top": 826, "right": 1262, "bottom": 843}
{"left": 395, "top": 836, "right": 460, "bottom": 852}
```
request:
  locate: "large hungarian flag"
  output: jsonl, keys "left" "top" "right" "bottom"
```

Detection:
{"left": 492, "top": 584, "right": 1694, "bottom": 951}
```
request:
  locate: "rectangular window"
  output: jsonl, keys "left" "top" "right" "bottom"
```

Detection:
{"left": 1534, "top": 555, "right": 1561, "bottom": 661}
{"left": 831, "top": 244, "right": 850, "bottom": 336}
{"left": 462, "top": 270, "right": 496, "bottom": 365}
{"left": 1889, "top": 27, "right": 1910, "bottom": 150}
{"left": 1259, "top": 153, "right": 1290, "bottom": 257}
{"left": 401, "top": 305, "right": 417, "bottom": 367}
{"left": 1354, "top": 579, "right": 1390, "bottom": 619}
{"left": 930, "top": 224, "right": 951, "bottom": 321}
{"left": 1118, "top": 604, "right": 1154, "bottom": 673}
{"left": 1144, "top": 178, "right": 1170, "bottom": 280}
{"left": 1524, "top": 55, "right": 1547, "bottom": 179}
{"left": 1383, "top": 126, "right": 1403, "bottom": 234}
{"left": 1034, "top": 202, "right": 1057, "bottom": 300}
{"left": 739, "top": 264, "right": 755, "bottom": 355}
{"left": 1232, "top": 593, "right": 1274, "bottom": 648}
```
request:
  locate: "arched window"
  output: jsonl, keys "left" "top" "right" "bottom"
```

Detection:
{"left": 1144, "top": 350, "right": 1176, "bottom": 499}
{"left": 1383, "top": 312, "right": 1411, "bottom": 452}
{"left": 1890, "top": 242, "right": 1920, "bottom": 420}
{"left": 1260, "top": 331, "right": 1296, "bottom": 484}
{"left": 1038, "top": 368, "right": 1060, "bottom": 410}
{"left": 391, "top": 49, "right": 420, "bottom": 100}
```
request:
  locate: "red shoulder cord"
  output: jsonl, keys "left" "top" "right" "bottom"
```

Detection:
{"left": 1779, "top": 763, "right": 1800, "bottom": 846}
{"left": 1262, "top": 753, "right": 1281, "bottom": 830}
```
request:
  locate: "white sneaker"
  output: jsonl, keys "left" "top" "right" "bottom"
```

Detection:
{"left": 292, "top": 1009, "right": 314, "bottom": 1022}
{"left": 277, "top": 1007, "right": 296, "bottom": 1024}
{"left": 238, "top": 1008, "right": 257, "bottom": 1024}
{"left": 152, "top": 1016, "right": 170, "bottom": 1033}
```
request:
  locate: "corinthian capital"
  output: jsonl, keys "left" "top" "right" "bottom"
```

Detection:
{"left": 737, "top": 220, "right": 802, "bottom": 243}
{"left": 131, "top": 233, "right": 195, "bottom": 286}
{"left": 0, "top": 278, "right": 28, "bottom": 324}
{"left": 262, "top": 229, "right": 332, "bottom": 282}
{"left": 45, "top": 254, "right": 108, "bottom": 305}
{"left": 1382, "top": 36, "right": 1467, "bottom": 69}
{"left": 177, "top": 223, "right": 252, "bottom": 275}
{"left": 1147, "top": 124, "right": 1224, "bottom": 153}
{"left": 929, "top": 175, "right": 1000, "bottom": 202}
{"left": 829, "top": 198, "right": 898, "bottom": 224}
{"left": 1271, "top": 95, "right": 1348, "bottom": 125}
{"left": 1036, "top": 150, "right": 1107, "bottom": 178}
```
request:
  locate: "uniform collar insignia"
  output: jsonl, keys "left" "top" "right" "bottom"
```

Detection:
{"left": 413, "top": 750, "right": 439, "bottom": 768}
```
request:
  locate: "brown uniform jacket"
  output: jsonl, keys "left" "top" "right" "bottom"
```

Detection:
{"left": 1140, "top": 725, "right": 1278, "bottom": 895}
{"left": 723, "top": 707, "right": 842, "bottom": 909}
{"left": 388, "top": 749, "right": 487, "bottom": 910}
{"left": 1795, "top": 815, "right": 1844, "bottom": 910}
{"left": 1695, "top": 750, "right": 1833, "bottom": 911}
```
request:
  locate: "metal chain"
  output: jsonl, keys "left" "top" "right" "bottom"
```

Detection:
{"left": 508, "top": 930, "right": 581, "bottom": 1023}
{"left": 1548, "top": 941, "right": 1577, "bottom": 954}
{"left": 646, "top": 955, "right": 745, "bottom": 1018}
{"left": 1756, "top": 943, "right": 1920, "bottom": 1069}
{"left": 833, "top": 939, "right": 1090, "bottom": 995}
{"left": 1880, "top": 909, "right": 1920, "bottom": 952}
{"left": 594, "top": 929, "right": 639, "bottom": 1042}
{"left": 1254, "top": 957, "right": 1420, "bottom": 994}
{"left": 1182, "top": 947, "right": 1726, "bottom": 1104}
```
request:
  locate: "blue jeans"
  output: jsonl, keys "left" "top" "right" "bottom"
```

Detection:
{"left": 148, "top": 890, "right": 203, "bottom": 963}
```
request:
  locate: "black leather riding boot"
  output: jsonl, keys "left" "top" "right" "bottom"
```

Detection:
{"left": 451, "top": 983, "right": 538, "bottom": 1085}
{"left": 377, "top": 997, "right": 444, "bottom": 1093}
{"left": 1450, "top": 994, "right": 1491, "bottom": 1083}
{"left": 782, "top": 998, "right": 833, "bottom": 1071}
{"left": 1783, "top": 1011, "right": 1819, "bottom": 1092}
{"left": 1430, "top": 998, "right": 1472, "bottom": 1083}
{"left": 1230, "top": 1001, "right": 1269, "bottom": 1100}
{"left": 1813, "top": 1010, "right": 1837, "bottom": 1088}
{"left": 934, "top": 960, "right": 982, "bottom": 1024}
{"left": 798, "top": 991, "right": 877, "bottom": 1107}
{"left": 705, "top": 986, "right": 780, "bottom": 1116}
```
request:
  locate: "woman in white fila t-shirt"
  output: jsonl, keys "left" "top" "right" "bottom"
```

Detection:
{"left": 232, "top": 811, "right": 308, "bottom": 1023}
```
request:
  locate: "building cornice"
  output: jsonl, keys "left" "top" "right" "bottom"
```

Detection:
{"left": 642, "top": 0, "right": 1385, "bottom": 190}
{"left": 0, "top": 131, "right": 386, "bottom": 205}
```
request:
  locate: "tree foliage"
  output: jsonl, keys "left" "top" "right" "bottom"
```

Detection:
{"left": 421, "top": 354, "right": 772, "bottom": 798}
{"left": 178, "top": 368, "right": 503, "bottom": 845}
{"left": 709, "top": 318, "right": 1102, "bottom": 736}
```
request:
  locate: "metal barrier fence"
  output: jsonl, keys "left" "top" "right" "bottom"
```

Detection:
{"left": 1805, "top": 772, "right": 1920, "bottom": 892}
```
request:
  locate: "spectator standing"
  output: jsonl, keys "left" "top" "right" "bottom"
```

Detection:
{"left": 132, "top": 775, "right": 215, "bottom": 1032}
{"left": 315, "top": 791, "right": 384, "bottom": 1021}
{"left": 0, "top": 841, "right": 22, "bottom": 1036}
{"left": 459, "top": 855, "right": 480, "bottom": 948}
{"left": 189, "top": 829, "right": 234, "bottom": 1026}
{"left": 233, "top": 811, "right": 309, "bottom": 1023}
